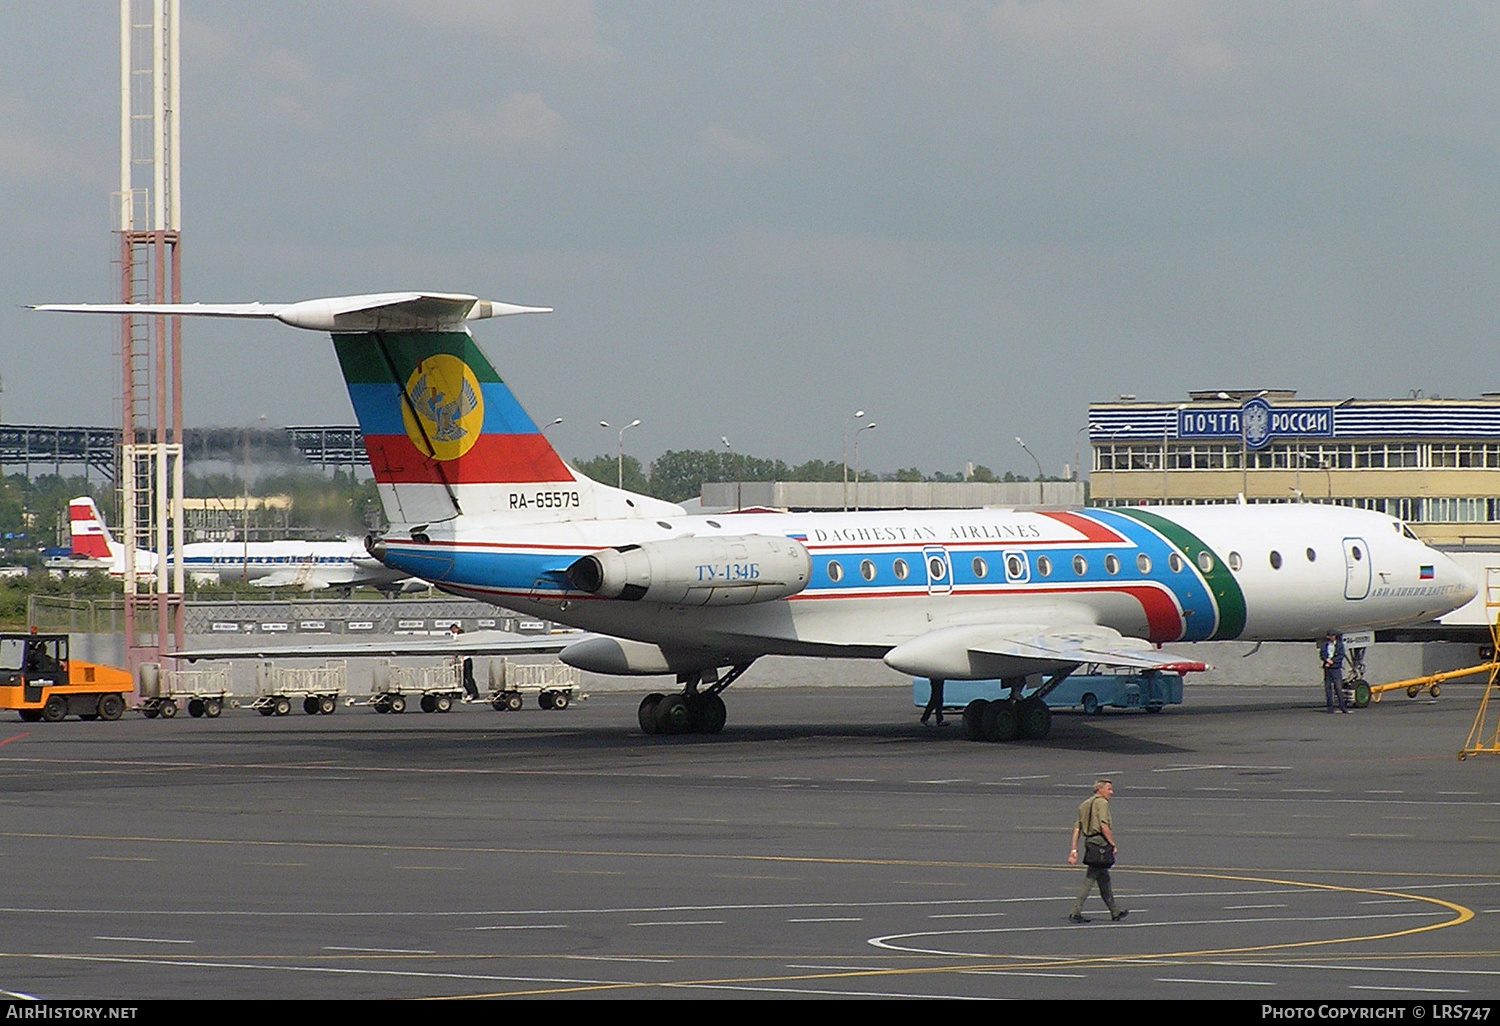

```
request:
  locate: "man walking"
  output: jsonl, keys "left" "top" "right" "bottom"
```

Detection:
{"left": 1320, "top": 630, "right": 1348, "bottom": 713}
{"left": 1067, "top": 778, "right": 1127, "bottom": 923}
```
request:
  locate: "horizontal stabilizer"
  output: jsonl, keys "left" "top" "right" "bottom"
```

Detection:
{"left": 33, "top": 292, "right": 550, "bottom": 333}
{"left": 885, "top": 622, "right": 1208, "bottom": 680}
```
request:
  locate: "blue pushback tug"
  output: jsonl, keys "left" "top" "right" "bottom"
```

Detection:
{"left": 913, "top": 667, "right": 1186, "bottom": 716}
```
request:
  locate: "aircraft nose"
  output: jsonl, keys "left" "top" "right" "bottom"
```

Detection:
{"left": 1448, "top": 556, "right": 1479, "bottom": 607}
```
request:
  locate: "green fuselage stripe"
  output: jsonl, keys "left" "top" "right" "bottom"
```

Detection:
{"left": 1111, "top": 508, "right": 1248, "bottom": 640}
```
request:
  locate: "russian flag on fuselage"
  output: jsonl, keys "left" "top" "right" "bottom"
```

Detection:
{"left": 333, "top": 330, "right": 572, "bottom": 486}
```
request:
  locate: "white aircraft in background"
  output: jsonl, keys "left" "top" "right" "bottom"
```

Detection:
{"left": 37, "top": 292, "right": 1477, "bottom": 742}
{"left": 60, "top": 496, "right": 423, "bottom": 594}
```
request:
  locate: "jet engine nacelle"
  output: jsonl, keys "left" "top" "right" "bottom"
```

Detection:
{"left": 565, "top": 534, "right": 811, "bottom": 606}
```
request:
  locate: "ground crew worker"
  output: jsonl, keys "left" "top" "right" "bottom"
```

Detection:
{"left": 1320, "top": 630, "right": 1348, "bottom": 713}
{"left": 1067, "top": 778, "right": 1127, "bottom": 923}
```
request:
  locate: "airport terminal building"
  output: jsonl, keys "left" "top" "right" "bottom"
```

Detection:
{"left": 1087, "top": 390, "right": 1500, "bottom": 548}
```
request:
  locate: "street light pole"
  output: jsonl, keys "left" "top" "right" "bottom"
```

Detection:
{"left": 843, "top": 409, "right": 865, "bottom": 512}
{"left": 600, "top": 419, "right": 640, "bottom": 489}
{"left": 1016, "top": 437, "right": 1044, "bottom": 506}
{"left": 853, "top": 422, "right": 875, "bottom": 512}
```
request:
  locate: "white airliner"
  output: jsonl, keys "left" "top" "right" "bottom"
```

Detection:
{"left": 36, "top": 292, "right": 1477, "bottom": 741}
{"left": 61, "top": 496, "right": 420, "bottom": 594}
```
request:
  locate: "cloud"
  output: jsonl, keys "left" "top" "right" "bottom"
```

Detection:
{"left": 379, "top": 0, "right": 619, "bottom": 64}
{"left": 0, "top": 96, "right": 85, "bottom": 182}
{"left": 436, "top": 92, "right": 570, "bottom": 153}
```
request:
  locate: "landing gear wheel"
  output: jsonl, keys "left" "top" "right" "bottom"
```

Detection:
{"left": 981, "top": 701, "right": 1019, "bottom": 742}
{"left": 961, "top": 699, "right": 990, "bottom": 741}
{"left": 693, "top": 692, "right": 727, "bottom": 734}
{"left": 538, "top": 691, "right": 556, "bottom": 710}
{"left": 1352, "top": 681, "right": 1371, "bottom": 708}
{"left": 1017, "top": 698, "right": 1052, "bottom": 740}
{"left": 98, "top": 694, "right": 125, "bottom": 722}
{"left": 303, "top": 696, "right": 321, "bottom": 715}
{"left": 654, "top": 693, "right": 693, "bottom": 734}
{"left": 188, "top": 698, "right": 206, "bottom": 718}
{"left": 1081, "top": 693, "right": 1100, "bottom": 715}
{"left": 204, "top": 698, "right": 222, "bottom": 718}
{"left": 273, "top": 697, "right": 292, "bottom": 716}
{"left": 549, "top": 690, "right": 570, "bottom": 711}
{"left": 41, "top": 696, "right": 68, "bottom": 723}
{"left": 638, "top": 693, "right": 664, "bottom": 734}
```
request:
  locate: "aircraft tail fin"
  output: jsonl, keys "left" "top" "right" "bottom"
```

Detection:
{"left": 68, "top": 496, "right": 120, "bottom": 562}
{"left": 334, "top": 329, "right": 680, "bottom": 525}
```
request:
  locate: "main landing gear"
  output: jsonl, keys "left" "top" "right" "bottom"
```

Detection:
{"left": 959, "top": 675, "right": 1057, "bottom": 743}
{"left": 637, "top": 664, "right": 751, "bottom": 736}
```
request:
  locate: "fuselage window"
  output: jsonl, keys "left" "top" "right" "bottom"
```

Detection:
{"left": 1137, "top": 553, "right": 1152, "bottom": 573}
{"left": 1306, "top": 547, "right": 1317, "bottom": 562}
{"left": 1006, "top": 554, "right": 1025, "bottom": 578}
{"left": 860, "top": 559, "right": 876, "bottom": 582}
{"left": 1072, "top": 554, "right": 1088, "bottom": 576}
{"left": 928, "top": 556, "right": 948, "bottom": 580}
{"left": 1228, "top": 551, "right": 1242, "bottom": 571}
{"left": 1169, "top": 552, "right": 1185, "bottom": 573}
{"left": 1269, "top": 550, "right": 1283, "bottom": 569}
{"left": 827, "top": 560, "right": 844, "bottom": 583}
{"left": 1105, "top": 554, "right": 1120, "bottom": 575}
{"left": 1351, "top": 545, "right": 1363, "bottom": 561}
{"left": 1197, "top": 551, "right": 1214, "bottom": 573}
{"left": 972, "top": 557, "right": 988, "bottom": 579}
{"left": 893, "top": 558, "right": 910, "bottom": 580}
{"left": 1036, "top": 555, "right": 1052, "bottom": 577}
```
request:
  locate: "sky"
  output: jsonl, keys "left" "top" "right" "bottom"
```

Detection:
{"left": 3, "top": 1, "right": 1499, "bottom": 481}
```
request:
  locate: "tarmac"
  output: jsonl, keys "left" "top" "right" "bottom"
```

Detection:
{"left": 0, "top": 670, "right": 1496, "bottom": 1001}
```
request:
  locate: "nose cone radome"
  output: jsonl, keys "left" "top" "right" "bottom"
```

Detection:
{"left": 1447, "top": 556, "right": 1479, "bottom": 609}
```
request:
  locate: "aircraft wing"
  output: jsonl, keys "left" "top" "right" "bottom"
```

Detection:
{"left": 884, "top": 622, "right": 1208, "bottom": 680}
{"left": 173, "top": 629, "right": 593, "bottom": 662}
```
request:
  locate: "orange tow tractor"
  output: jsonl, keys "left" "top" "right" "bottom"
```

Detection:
{"left": 0, "top": 633, "right": 133, "bottom": 722}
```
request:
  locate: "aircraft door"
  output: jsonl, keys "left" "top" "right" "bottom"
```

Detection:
{"left": 1343, "top": 537, "right": 1371, "bottom": 600}
{"left": 922, "top": 546, "right": 953, "bottom": 595}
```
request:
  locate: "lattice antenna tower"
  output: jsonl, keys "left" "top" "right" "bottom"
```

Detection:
{"left": 116, "top": 0, "right": 185, "bottom": 671}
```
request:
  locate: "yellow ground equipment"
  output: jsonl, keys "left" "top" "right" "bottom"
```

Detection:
{"left": 1459, "top": 569, "right": 1500, "bottom": 759}
{"left": 0, "top": 633, "right": 133, "bottom": 722}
